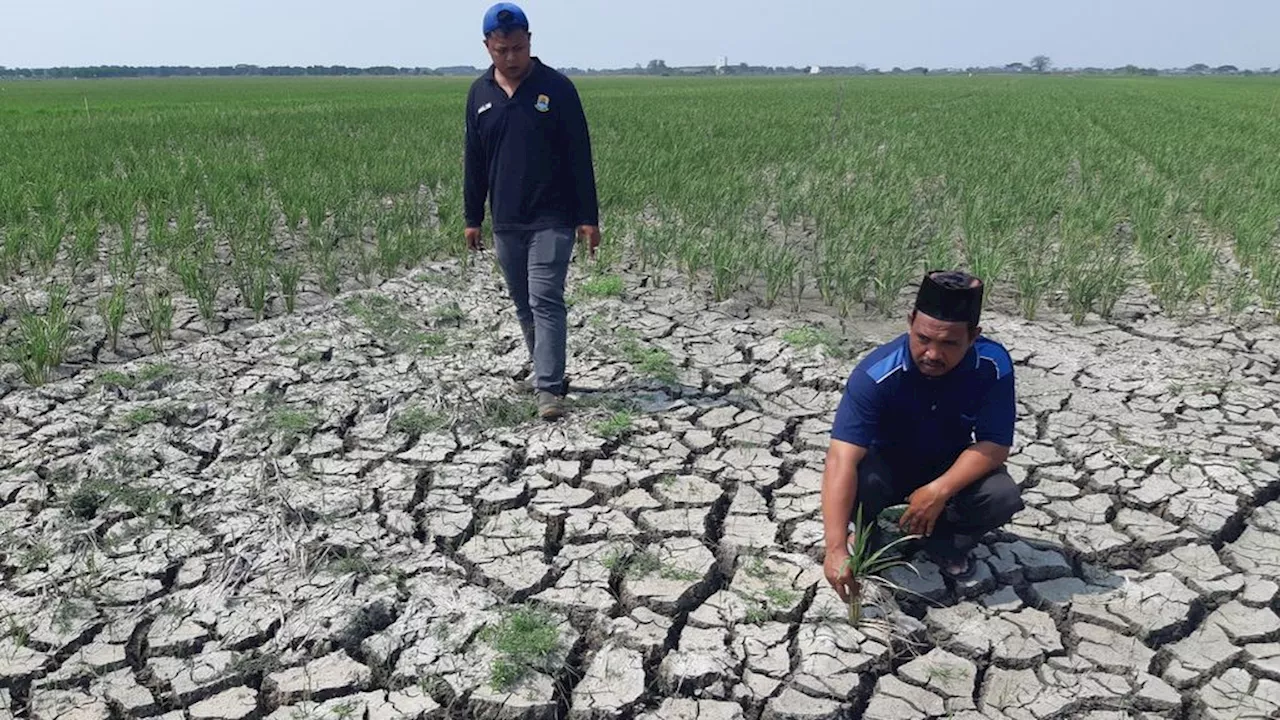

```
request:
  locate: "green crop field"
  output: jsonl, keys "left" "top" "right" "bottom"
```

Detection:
{"left": 2, "top": 75, "right": 1279, "bottom": 385}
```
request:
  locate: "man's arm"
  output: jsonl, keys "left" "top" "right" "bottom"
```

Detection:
{"left": 463, "top": 85, "right": 488, "bottom": 231}
{"left": 821, "top": 439, "right": 868, "bottom": 556}
{"left": 821, "top": 438, "right": 868, "bottom": 603}
{"left": 560, "top": 81, "right": 599, "bottom": 228}
{"left": 820, "top": 368, "right": 881, "bottom": 600}
{"left": 900, "top": 441, "right": 1009, "bottom": 537}
{"left": 934, "top": 441, "right": 1009, "bottom": 495}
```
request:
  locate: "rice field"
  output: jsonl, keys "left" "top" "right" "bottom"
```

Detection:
{"left": 2, "top": 75, "right": 1279, "bottom": 385}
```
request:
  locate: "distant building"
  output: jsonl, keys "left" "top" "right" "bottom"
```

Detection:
{"left": 715, "top": 56, "right": 727, "bottom": 75}
{"left": 809, "top": 65, "right": 821, "bottom": 75}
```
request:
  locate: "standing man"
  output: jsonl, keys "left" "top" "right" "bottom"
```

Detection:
{"left": 464, "top": 2, "right": 601, "bottom": 421}
{"left": 820, "top": 270, "right": 1025, "bottom": 602}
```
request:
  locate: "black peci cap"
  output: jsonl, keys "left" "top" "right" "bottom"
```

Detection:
{"left": 914, "top": 270, "right": 984, "bottom": 326}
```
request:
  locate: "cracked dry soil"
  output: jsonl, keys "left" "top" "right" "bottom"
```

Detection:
{"left": 2, "top": 259, "right": 1280, "bottom": 720}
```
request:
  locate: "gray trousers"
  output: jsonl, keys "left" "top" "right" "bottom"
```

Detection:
{"left": 493, "top": 226, "right": 575, "bottom": 394}
{"left": 852, "top": 450, "right": 1024, "bottom": 560}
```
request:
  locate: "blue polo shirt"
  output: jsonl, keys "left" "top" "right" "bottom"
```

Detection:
{"left": 831, "top": 333, "right": 1016, "bottom": 483}
{"left": 464, "top": 58, "right": 599, "bottom": 234}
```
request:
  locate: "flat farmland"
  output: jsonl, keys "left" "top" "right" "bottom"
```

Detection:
{"left": 3, "top": 75, "right": 1280, "bottom": 382}
{"left": 2, "top": 75, "right": 1280, "bottom": 720}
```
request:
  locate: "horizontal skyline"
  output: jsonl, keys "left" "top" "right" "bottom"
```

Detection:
{"left": 2, "top": 1, "right": 1277, "bottom": 72}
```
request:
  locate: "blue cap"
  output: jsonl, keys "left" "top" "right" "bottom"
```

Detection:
{"left": 483, "top": 3, "right": 529, "bottom": 35}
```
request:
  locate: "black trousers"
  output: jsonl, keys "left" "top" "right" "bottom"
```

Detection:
{"left": 851, "top": 450, "right": 1024, "bottom": 560}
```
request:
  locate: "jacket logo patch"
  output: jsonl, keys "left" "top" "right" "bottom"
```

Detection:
{"left": 478, "top": 102, "right": 492, "bottom": 115}
{"left": 534, "top": 94, "right": 550, "bottom": 112}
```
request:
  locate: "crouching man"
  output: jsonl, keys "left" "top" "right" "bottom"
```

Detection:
{"left": 820, "top": 270, "right": 1025, "bottom": 602}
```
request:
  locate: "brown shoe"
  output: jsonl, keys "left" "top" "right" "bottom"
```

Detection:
{"left": 537, "top": 391, "right": 565, "bottom": 420}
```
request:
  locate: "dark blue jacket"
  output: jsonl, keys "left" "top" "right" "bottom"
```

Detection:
{"left": 831, "top": 333, "right": 1016, "bottom": 483}
{"left": 464, "top": 58, "right": 599, "bottom": 233}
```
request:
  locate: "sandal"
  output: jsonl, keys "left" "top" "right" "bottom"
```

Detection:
{"left": 928, "top": 551, "right": 979, "bottom": 582}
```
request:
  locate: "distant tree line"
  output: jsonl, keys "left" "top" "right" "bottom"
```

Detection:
{"left": 627, "top": 60, "right": 1277, "bottom": 78}
{"left": 0, "top": 60, "right": 1275, "bottom": 81}
{"left": 0, "top": 64, "right": 466, "bottom": 79}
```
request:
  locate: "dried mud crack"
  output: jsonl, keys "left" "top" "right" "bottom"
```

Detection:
{"left": 3, "top": 260, "right": 1280, "bottom": 720}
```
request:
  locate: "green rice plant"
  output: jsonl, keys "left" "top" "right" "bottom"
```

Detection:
{"left": 276, "top": 260, "right": 302, "bottom": 314}
{"left": 32, "top": 214, "right": 66, "bottom": 276}
{"left": 1091, "top": 241, "right": 1132, "bottom": 320}
{"left": 1215, "top": 271, "right": 1255, "bottom": 321}
{"left": 812, "top": 231, "right": 846, "bottom": 307}
{"left": 375, "top": 222, "right": 405, "bottom": 278}
{"left": 0, "top": 222, "right": 28, "bottom": 280}
{"left": 677, "top": 235, "right": 708, "bottom": 291}
{"left": 586, "top": 226, "right": 622, "bottom": 272}
{"left": 175, "top": 254, "right": 220, "bottom": 328}
{"left": 841, "top": 504, "right": 921, "bottom": 625}
{"left": 305, "top": 199, "right": 330, "bottom": 243}
{"left": 108, "top": 215, "right": 139, "bottom": 284}
{"left": 789, "top": 259, "right": 809, "bottom": 313}
{"left": 707, "top": 225, "right": 747, "bottom": 302}
{"left": 145, "top": 203, "right": 172, "bottom": 258}
{"left": 1085, "top": 215, "right": 1126, "bottom": 316}
{"left": 812, "top": 262, "right": 835, "bottom": 308}
{"left": 137, "top": 287, "right": 175, "bottom": 353}
{"left": 960, "top": 216, "right": 1012, "bottom": 301}
{"left": 5, "top": 75, "right": 1280, "bottom": 330}
{"left": 310, "top": 245, "right": 341, "bottom": 296}
{"left": 175, "top": 204, "right": 198, "bottom": 249}
{"left": 871, "top": 229, "right": 917, "bottom": 316}
{"left": 354, "top": 241, "right": 379, "bottom": 288}
{"left": 1056, "top": 201, "right": 1131, "bottom": 323}
{"left": 1012, "top": 230, "right": 1056, "bottom": 321}
{"left": 1177, "top": 224, "right": 1218, "bottom": 311}
{"left": 760, "top": 240, "right": 801, "bottom": 309}
{"left": 834, "top": 236, "right": 875, "bottom": 317}
{"left": 402, "top": 224, "right": 435, "bottom": 270}
{"left": 247, "top": 267, "right": 271, "bottom": 321}
{"left": 634, "top": 219, "right": 675, "bottom": 285}
{"left": 1230, "top": 211, "right": 1275, "bottom": 267}
{"left": 1255, "top": 253, "right": 1280, "bottom": 318}
{"left": 11, "top": 285, "right": 75, "bottom": 386}
{"left": 922, "top": 217, "right": 959, "bottom": 274}
{"left": 70, "top": 215, "right": 100, "bottom": 276}
{"left": 1058, "top": 235, "right": 1104, "bottom": 325}
{"left": 100, "top": 284, "right": 127, "bottom": 352}
{"left": 1144, "top": 221, "right": 1217, "bottom": 317}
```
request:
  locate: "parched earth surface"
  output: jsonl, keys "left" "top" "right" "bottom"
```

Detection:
{"left": 2, "top": 259, "right": 1280, "bottom": 720}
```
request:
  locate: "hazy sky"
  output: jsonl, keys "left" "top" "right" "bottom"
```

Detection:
{"left": 2, "top": 0, "right": 1276, "bottom": 70}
